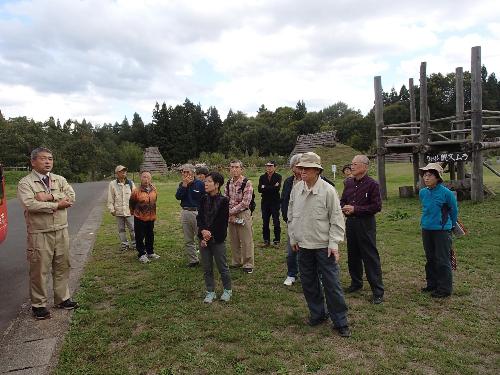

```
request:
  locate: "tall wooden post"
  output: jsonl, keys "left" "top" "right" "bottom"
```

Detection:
{"left": 409, "top": 78, "right": 419, "bottom": 191}
{"left": 455, "top": 67, "right": 465, "bottom": 180}
{"left": 471, "top": 46, "right": 483, "bottom": 202}
{"left": 419, "top": 62, "right": 429, "bottom": 187}
{"left": 374, "top": 76, "right": 387, "bottom": 200}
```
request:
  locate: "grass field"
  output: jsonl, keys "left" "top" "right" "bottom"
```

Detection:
{"left": 53, "top": 157, "right": 500, "bottom": 375}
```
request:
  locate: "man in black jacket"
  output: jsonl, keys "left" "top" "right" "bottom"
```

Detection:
{"left": 258, "top": 161, "right": 282, "bottom": 246}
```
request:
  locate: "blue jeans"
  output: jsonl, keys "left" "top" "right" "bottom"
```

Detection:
{"left": 298, "top": 247, "right": 348, "bottom": 328}
{"left": 286, "top": 235, "right": 299, "bottom": 277}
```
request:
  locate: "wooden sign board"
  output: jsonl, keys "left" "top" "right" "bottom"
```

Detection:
{"left": 425, "top": 152, "right": 470, "bottom": 163}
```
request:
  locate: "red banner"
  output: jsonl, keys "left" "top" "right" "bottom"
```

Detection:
{"left": 0, "top": 165, "right": 8, "bottom": 245}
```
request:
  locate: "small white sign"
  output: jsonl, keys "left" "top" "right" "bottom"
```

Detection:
{"left": 331, "top": 164, "right": 337, "bottom": 173}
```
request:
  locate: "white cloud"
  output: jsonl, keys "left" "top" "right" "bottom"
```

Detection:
{"left": 0, "top": 0, "right": 498, "bottom": 124}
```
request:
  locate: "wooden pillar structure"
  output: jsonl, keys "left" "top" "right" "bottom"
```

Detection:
{"left": 455, "top": 67, "right": 466, "bottom": 180}
{"left": 374, "top": 76, "right": 387, "bottom": 200}
{"left": 409, "top": 78, "right": 419, "bottom": 191}
{"left": 470, "top": 46, "right": 484, "bottom": 202}
{"left": 418, "top": 62, "right": 429, "bottom": 187}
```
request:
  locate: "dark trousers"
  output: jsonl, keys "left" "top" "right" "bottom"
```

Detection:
{"left": 261, "top": 202, "right": 281, "bottom": 243}
{"left": 422, "top": 230, "right": 453, "bottom": 294}
{"left": 298, "top": 248, "right": 348, "bottom": 328}
{"left": 346, "top": 216, "right": 384, "bottom": 297}
{"left": 134, "top": 217, "right": 155, "bottom": 257}
{"left": 201, "top": 241, "right": 232, "bottom": 292}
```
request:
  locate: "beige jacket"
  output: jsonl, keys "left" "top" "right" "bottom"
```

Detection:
{"left": 288, "top": 177, "right": 345, "bottom": 250}
{"left": 17, "top": 171, "right": 75, "bottom": 234}
{"left": 107, "top": 179, "right": 135, "bottom": 216}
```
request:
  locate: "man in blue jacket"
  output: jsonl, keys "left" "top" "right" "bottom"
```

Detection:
{"left": 175, "top": 164, "right": 205, "bottom": 267}
{"left": 419, "top": 163, "right": 458, "bottom": 298}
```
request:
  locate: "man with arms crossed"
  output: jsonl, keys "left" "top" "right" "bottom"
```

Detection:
{"left": 18, "top": 147, "right": 78, "bottom": 320}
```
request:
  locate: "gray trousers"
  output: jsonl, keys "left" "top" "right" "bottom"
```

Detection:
{"left": 201, "top": 242, "right": 232, "bottom": 292}
{"left": 116, "top": 216, "right": 135, "bottom": 247}
{"left": 181, "top": 209, "right": 199, "bottom": 263}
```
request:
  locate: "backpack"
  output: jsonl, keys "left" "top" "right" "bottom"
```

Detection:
{"left": 227, "top": 178, "right": 256, "bottom": 214}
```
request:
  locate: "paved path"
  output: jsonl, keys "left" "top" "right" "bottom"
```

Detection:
{"left": 0, "top": 181, "right": 108, "bottom": 336}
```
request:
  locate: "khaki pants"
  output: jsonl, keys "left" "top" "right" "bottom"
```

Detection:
{"left": 181, "top": 209, "right": 199, "bottom": 263}
{"left": 27, "top": 229, "right": 71, "bottom": 308}
{"left": 116, "top": 215, "right": 135, "bottom": 248}
{"left": 228, "top": 209, "right": 255, "bottom": 269}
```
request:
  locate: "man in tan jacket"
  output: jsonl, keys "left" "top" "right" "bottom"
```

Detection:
{"left": 107, "top": 165, "right": 135, "bottom": 250}
{"left": 288, "top": 152, "right": 350, "bottom": 337}
{"left": 18, "top": 147, "right": 78, "bottom": 320}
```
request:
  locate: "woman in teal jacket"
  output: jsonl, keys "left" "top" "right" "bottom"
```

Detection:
{"left": 419, "top": 163, "right": 458, "bottom": 298}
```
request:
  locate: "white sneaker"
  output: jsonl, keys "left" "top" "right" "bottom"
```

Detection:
{"left": 147, "top": 253, "right": 160, "bottom": 259}
{"left": 203, "top": 291, "right": 217, "bottom": 304}
{"left": 139, "top": 254, "right": 150, "bottom": 263}
{"left": 283, "top": 276, "right": 296, "bottom": 286}
{"left": 220, "top": 289, "right": 232, "bottom": 302}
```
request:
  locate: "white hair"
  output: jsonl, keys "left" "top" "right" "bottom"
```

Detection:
{"left": 289, "top": 153, "right": 303, "bottom": 168}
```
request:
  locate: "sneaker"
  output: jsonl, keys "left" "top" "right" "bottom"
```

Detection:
{"left": 187, "top": 261, "right": 200, "bottom": 268}
{"left": 220, "top": 289, "right": 233, "bottom": 302}
{"left": 283, "top": 276, "right": 296, "bottom": 286}
{"left": 421, "top": 286, "right": 435, "bottom": 293}
{"left": 56, "top": 299, "right": 79, "bottom": 310}
{"left": 344, "top": 285, "right": 362, "bottom": 293}
{"left": 273, "top": 240, "right": 280, "bottom": 246}
{"left": 431, "top": 291, "right": 451, "bottom": 298}
{"left": 243, "top": 267, "right": 253, "bottom": 274}
{"left": 147, "top": 253, "right": 161, "bottom": 259}
{"left": 372, "top": 295, "right": 384, "bottom": 305}
{"left": 139, "top": 254, "right": 150, "bottom": 263}
{"left": 305, "top": 315, "right": 329, "bottom": 327}
{"left": 259, "top": 241, "right": 270, "bottom": 247}
{"left": 203, "top": 291, "right": 217, "bottom": 304}
{"left": 334, "top": 325, "right": 352, "bottom": 338}
{"left": 32, "top": 306, "right": 51, "bottom": 320}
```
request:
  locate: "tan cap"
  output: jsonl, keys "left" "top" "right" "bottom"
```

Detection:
{"left": 115, "top": 165, "right": 127, "bottom": 173}
{"left": 296, "top": 152, "right": 323, "bottom": 170}
{"left": 419, "top": 162, "right": 443, "bottom": 180}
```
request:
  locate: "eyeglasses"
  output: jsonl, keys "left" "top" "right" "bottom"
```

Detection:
{"left": 422, "top": 172, "right": 436, "bottom": 178}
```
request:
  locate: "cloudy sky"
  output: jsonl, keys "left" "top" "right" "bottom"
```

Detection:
{"left": 0, "top": 0, "right": 498, "bottom": 125}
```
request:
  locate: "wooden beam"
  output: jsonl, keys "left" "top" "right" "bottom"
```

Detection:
{"left": 471, "top": 46, "right": 483, "bottom": 202}
{"left": 374, "top": 76, "right": 387, "bottom": 200}
{"left": 456, "top": 66, "right": 466, "bottom": 180}
{"left": 418, "top": 62, "right": 429, "bottom": 188}
{"left": 410, "top": 78, "right": 420, "bottom": 191}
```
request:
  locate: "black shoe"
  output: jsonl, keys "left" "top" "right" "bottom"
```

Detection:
{"left": 334, "top": 325, "right": 351, "bottom": 338}
{"left": 273, "top": 240, "right": 280, "bottom": 246}
{"left": 421, "top": 286, "right": 435, "bottom": 293}
{"left": 344, "top": 285, "right": 362, "bottom": 293}
{"left": 431, "top": 291, "right": 451, "bottom": 298}
{"left": 187, "top": 261, "right": 200, "bottom": 268}
{"left": 243, "top": 267, "right": 253, "bottom": 274}
{"left": 56, "top": 299, "right": 79, "bottom": 310}
{"left": 305, "top": 315, "right": 328, "bottom": 327}
{"left": 372, "top": 295, "right": 384, "bottom": 304}
{"left": 32, "top": 306, "right": 51, "bottom": 320}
